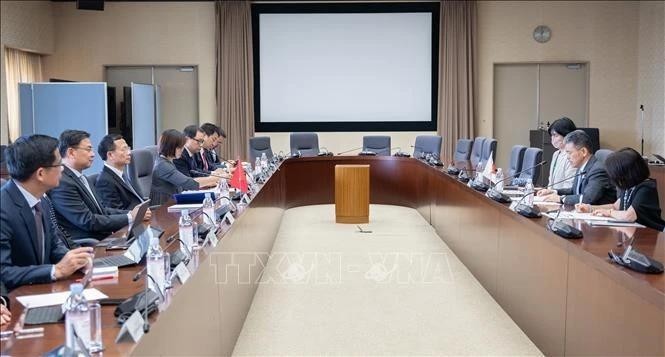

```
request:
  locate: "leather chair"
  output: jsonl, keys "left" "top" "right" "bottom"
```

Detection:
{"left": 362, "top": 136, "right": 391, "bottom": 156}
{"left": 290, "top": 133, "right": 320, "bottom": 157}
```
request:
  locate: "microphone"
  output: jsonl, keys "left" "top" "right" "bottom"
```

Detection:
{"left": 547, "top": 205, "right": 583, "bottom": 239}
{"left": 486, "top": 161, "right": 547, "bottom": 203}
{"left": 317, "top": 147, "right": 333, "bottom": 157}
{"left": 514, "top": 170, "right": 587, "bottom": 218}
{"left": 132, "top": 268, "right": 164, "bottom": 333}
{"left": 391, "top": 147, "right": 410, "bottom": 157}
{"left": 336, "top": 147, "right": 363, "bottom": 155}
{"left": 291, "top": 150, "right": 302, "bottom": 158}
{"left": 609, "top": 239, "right": 664, "bottom": 274}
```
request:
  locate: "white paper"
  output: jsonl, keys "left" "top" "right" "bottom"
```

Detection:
{"left": 241, "top": 194, "right": 251, "bottom": 204}
{"left": 223, "top": 212, "right": 235, "bottom": 225}
{"left": 17, "top": 288, "right": 108, "bottom": 308}
{"left": 167, "top": 203, "right": 202, "bottom": 213}
{"left": 115, "top": 310, "right": 145, "bottom": 343}
{"left": 174, "top": 263, "right": 191, "bottom": 284}
{"left": 542, "top": 211, "right": 621, "bottom": 222}
{"left": 207, "top": 229, "right": 219, "bottom": 247}
{"left": 590, "top": 221, "right": 646, "bottom": 228}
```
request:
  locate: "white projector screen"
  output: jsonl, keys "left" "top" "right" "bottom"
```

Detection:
{"left": 252, "top": 3, "right": 439, "bottom": 132}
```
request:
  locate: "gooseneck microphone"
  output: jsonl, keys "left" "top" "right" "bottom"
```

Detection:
{"left": 514, "top": 170, "right": 587, "bottom": 218}
{"left": 336, "top": 147, "right": 363, "bottom": 155}
{"left": 486, "top": 161, "right": 548, "bottom": 203}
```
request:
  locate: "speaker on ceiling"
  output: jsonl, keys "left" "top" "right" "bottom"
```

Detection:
{"left": 77, "top": 0, "right": 104, "bottom": 11}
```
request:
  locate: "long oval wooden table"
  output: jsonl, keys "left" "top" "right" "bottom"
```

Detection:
{"left": 3, "top": 156, "right": 663, "bottom": 356}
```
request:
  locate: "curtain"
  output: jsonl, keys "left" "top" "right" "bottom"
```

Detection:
{"left": 4, "top": 47, "right": 43, "bottom": 142}
{"left": 215, "top": 0, "right": 254, "bottom": 160}
{"left": 438, "top": 1, "right": 477, "bottom": 161}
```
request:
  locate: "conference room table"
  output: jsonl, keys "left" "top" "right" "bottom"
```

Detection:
{"left": 2, "top": 156, "right": 663, "bottom": 356}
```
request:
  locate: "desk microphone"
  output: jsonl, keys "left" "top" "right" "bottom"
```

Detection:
{"left": 410, "top": 145, "right": 443, "bottom": 166}
{"left": 514, "top": 170, "right": 586, "bottom": 218}
{"left": 336, "top": 147, "right": 363, "bottom": 155}
{"left": 391, "top": 147, "right": 410, "bottom": 157}
{"left": 547, "top": 205, "right": 583, "bottom": 239}
{"left": 317, "top": 147, "right": 333, "bottom": 157}
{"left": 486, "top": 161, "right": 547, "bottom": 203}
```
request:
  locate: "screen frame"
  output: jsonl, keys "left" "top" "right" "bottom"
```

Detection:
{"left": 251, "top": 2, "right": 440, "bottom": 132}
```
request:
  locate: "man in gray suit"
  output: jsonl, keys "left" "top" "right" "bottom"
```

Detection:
{"left": 539, "top": 130, "right": 617, "bottom": 205}
{"left": 49, "top": 130, "right": 145, "bottom": 241}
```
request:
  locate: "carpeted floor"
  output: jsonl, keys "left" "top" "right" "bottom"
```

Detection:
{"left": 232, "top": 204, "right": 542, "bottom": 356}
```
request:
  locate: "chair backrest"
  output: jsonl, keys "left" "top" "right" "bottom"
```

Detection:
{"left": 454, "top": 139, "right": 474, "bottom": 162}
{"left": 127, "top": 148, "right": 154, "bottom": 199}
{"left": 518, "top": 147, "right": 543, "bottom": 183}
{"left": 413, "top": 135, "right": 442, "bottom": 159}
{"left": 480, "top": 138, "right": 498, "bottom": 167}
{"left": 249, "top": 136, "right": 274, "bottom": 164}
{"left": 578, "top": 128, "right": 600, "bottom": 154}
{"left": 594, "top": 149, "right": 613, "bottom": 164}
{"left": 290, "top": 132, "right": 319, "bottom": 157}
{"left": 508, "top": 145, "right": 527, "bottom": 177}
{"left": 362, "top": 136, "right": 391, "bottom": 156}
{"left": 470, "top": 137, "right": 486, "bottom": 167}
{"left": 144, "top": 145, "right": 159, "bottom": 163}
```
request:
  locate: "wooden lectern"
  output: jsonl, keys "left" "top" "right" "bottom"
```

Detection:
{"left": 335, "top": 164, "right": 370, "bottom": 224}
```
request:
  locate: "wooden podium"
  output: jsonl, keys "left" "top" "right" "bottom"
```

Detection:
{"left": 335, "top": 164, "right": 370, "bottom": 223}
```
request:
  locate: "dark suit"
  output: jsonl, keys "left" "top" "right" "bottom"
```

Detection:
{"left": 174, "top": 148, "right": 208, "bottom": 177}
{"left": 48, "top": 166, "right": 129, "bottom": 240}
{"left": 95, "top": 165, "right": 143, "bottom": 210}
{"left": 1, "top": 180, "right": 69, "bottom": 291}
{"left": 556, "top": 155, "right": 617, "bottom": 205}
{"left": 204, "top": 148, "right": 225, "bottom": 169}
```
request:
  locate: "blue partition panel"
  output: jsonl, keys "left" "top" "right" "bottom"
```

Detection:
{"left": 19, "top": 83, "right": 108, "bottom": 173}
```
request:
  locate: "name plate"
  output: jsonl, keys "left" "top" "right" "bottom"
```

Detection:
{"left": 207, "top": 229, "right": 219, "bottom": 247}
{"left": 223, "top": 212, "right": 235, "bottom": 225}
{"left": 115, "top": 310, "right": 145, "bottom": 344}
{"left": 173, "top": 262, "right": 191, "bottom": 284}
{"left": 240, "top": 194, "right": 251, "bottom": 204}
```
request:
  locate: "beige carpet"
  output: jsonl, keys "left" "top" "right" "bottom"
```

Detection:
{"left": 232, "top": 204, "right": 542, "bottom": 356}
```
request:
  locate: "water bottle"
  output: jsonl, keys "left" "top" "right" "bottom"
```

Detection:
{"left": 260, "top": 153, "right": 268, "bottom": 170}
{"left": 179, "top": 209, "right": 194, "bottom": 254}
{"left": 202, "top": 192, "right": 216, "bottom": 226}
{"left": 524, "top": 178, "right": 535, "bottom": 207}
{"left": 63, "top": 283, "right": 90, "bottom": 353}
{"left": 147, "top": 237, "right": 166, "bottom": 296}
{"left": 475, "top": 161, "right": 484, "bottom": 183}
{"left": 254, "top": 157, "right": 261, "bottom": 175}
{"left": 218, "top": 178, "right": 230, "bottom": 199}
{"left": 495, "top": 168, "right": 504, "bottom": 192}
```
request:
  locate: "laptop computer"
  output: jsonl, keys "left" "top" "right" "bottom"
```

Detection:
{"left": 93, "top": 223, "right": 152, "bottom": 268}
{"left": 97, "top": 201, "right": 163, "bottom": 249}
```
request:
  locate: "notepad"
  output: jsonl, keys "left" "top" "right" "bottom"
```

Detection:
{"left": 17, "top": 289, "right": 108, "bottom": 308}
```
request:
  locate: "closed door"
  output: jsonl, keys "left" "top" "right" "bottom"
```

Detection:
{"left": 493, "top": 63, "right": 588, "bottom": 170}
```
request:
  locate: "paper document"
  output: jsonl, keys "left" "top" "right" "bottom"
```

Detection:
{"left": 590, "top": 221, "right": 646, "bottom": 228}
{"left": 542, "top": 211, "right": 621, "bottom": 222}
{"left": 17, "top": 288, "right": 108, "bottom": 308}
{"left": 168, "top": 203, "right": 202, "bottom": 213}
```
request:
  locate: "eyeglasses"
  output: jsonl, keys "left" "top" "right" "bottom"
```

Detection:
{"left": 194, "top": 139, "right": 204, "bottom": 144}
{"left": 44, "top": 162, "right": 64, "bottom": 169}
{"left": 73, "top": 146, "right": 94, "bottom": 153}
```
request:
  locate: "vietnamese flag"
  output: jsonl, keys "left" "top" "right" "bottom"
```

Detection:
{"left": 229, "top": 156, "right": 248, "bottom": 193}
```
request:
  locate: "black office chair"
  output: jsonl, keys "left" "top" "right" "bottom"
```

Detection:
{"left": 413, "top": 135, "right": 442, "bottom": 159}
{"left": 249, "top": 136, "right": 274, "bottom": 163}
{"left": 290, "top": 133, "right": 320, "bottom": 157}
{"left": 507, "top": 145, "right": 527, "bottom": 177}
{"left": 127, "top": 148, "right": 154, "bottom": 200}
{"left": 362, "top": 136, "right": 391, "bottom": 156}
{"left": 454, "top": 139, "right": 474, "bottom": 162}
{"left": 470, "top": 137, "right": 486, "bottom": 167}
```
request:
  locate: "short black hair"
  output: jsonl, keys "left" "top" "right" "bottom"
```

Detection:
{"left": 158, "top": 129, "right": 186, "bottom": 157}
{"left": 605, "top": 147, "right": 650, "bottom": 190}
{"left": 548, "top": 117, "right": 577, "bottom": 137}
{"left": 183, "top": 125, "right": 202, "bottom": 139}
{"left": 5, "top": 134, "right": 60, "bottom": 181}
{"left": 563, "top": 130, "right": 592, "bottom": 151}
{"left": 200, "top": 123, "right": 223, "bottom": 137}
{"left": 97, "top": 134, "right": 123, "bottom": 161}
{"left": 59, "top": 130, "right": 91, "bottom": 157}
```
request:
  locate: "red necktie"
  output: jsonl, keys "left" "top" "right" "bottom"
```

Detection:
{"left": 201, "top": 151, "right": 209, "bottom": 171}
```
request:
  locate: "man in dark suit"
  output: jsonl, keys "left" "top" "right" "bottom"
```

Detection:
{"left": 48, "top": 130, "right": 144, "bottom": 241}
{"left": 174, "top": 125, "right": 209, "bottom": 177}
{"left": 95, "top": 134, "right": 145, "bottom": 210}
{"left": 1, "top": 135, "right": 94, "bottom": 291}
{"left": 539, "top": 130, "right": 617, "bottom": 205}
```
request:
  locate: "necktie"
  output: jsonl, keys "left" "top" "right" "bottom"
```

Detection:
{"left": 34, "top": 202, "right": 45, "bottom": 263}
{"left": 80, "top": 175, "right": 103, "bottom": 212}
{"left": 201, "top": 151, "right": 209, "bottom": 171}
{"left": 122, "top": 173, "right": 143, "bottom": 201}
{"left": 575, "top": 172, "right": 584, "bottom": 195}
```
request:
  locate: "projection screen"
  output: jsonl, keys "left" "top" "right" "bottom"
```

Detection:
{"left": 252, "top": 2, "right": 440, "bottom": 132}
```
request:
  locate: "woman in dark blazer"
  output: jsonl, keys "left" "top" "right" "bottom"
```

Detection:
{"left": 150, "top": 129, "right": 219, "bottom": 205}
{"left": 577, "top": 147, "right": 665, "bottom": 231}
